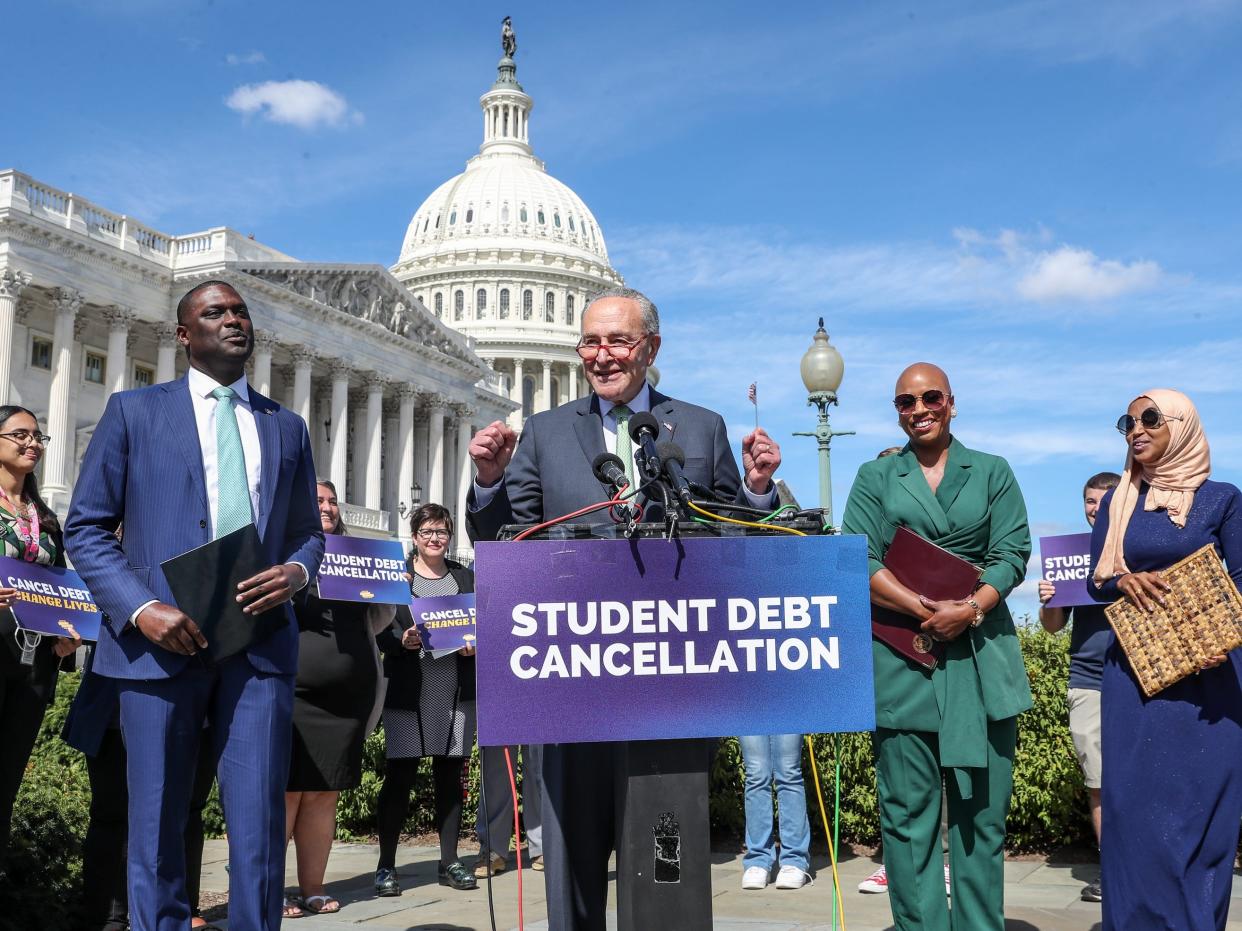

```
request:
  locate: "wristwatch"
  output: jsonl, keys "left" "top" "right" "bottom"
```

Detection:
{"left": 967, "top": 598, "right": 985, "bottom": 627}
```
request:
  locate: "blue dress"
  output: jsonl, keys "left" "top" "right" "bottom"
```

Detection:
{"left": 1088, "top": 479, "right": 1242, "bottom": 931}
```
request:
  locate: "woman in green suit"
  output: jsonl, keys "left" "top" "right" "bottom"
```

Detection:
{"left": 841, "top": 363, "right": 1032, "bottom": 931}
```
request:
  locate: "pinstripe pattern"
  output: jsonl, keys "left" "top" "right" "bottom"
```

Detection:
{"left": 65, "top": 373, "right": 325, "bottom": 931}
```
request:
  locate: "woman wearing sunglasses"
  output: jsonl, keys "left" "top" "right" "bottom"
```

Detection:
{"left": 841, "top": 364, "right": 1032, "bottom": 931}
{"left": 1087, "top": 389, "right": 1242, "bottom": 931}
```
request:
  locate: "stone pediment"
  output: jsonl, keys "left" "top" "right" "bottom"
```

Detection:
{"left": 241, "top": 262, "right": 476, "bottom": 368}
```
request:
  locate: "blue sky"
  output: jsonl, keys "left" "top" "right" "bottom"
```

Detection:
{"left": 8, "top": 0, "right": 1242, "bottom": 616}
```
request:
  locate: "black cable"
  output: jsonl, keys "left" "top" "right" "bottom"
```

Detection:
{"left": 688, "top": 499, "right": 781, "bottom": 518}
{"left": 480, "top": 758, "right": 498, "bottom": 931}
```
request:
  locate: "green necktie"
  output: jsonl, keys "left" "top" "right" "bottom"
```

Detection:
{"left": 613, "top": 404, "right": 635, "bottom": 488}
{"left": 211, "top": 385, "right": 252, "bottom": 538}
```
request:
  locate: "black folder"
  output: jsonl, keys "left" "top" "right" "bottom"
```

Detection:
{"left": 160, "top": 523, "right": 285, "bottom": 662}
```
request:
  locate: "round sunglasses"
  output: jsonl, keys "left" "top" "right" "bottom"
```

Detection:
{"left": 893, "top": 390, "right": 948, "bottom": 414}
{"left": 1116, "top": 406, "right": 1183, "bottom": 436}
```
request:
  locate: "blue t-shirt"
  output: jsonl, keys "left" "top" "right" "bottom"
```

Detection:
{"left": 1066, "top": 602, "right": 1110, "bottom": 691}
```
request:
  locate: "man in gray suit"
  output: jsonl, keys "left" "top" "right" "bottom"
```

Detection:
{"left": 467, "top": 286, "right": 782, "bottom": 930}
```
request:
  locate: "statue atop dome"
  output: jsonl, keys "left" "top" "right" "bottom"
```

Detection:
{"left": 501, "top": 17, "right": 517, "bottom": 58}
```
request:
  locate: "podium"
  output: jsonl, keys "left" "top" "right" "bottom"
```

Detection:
{"left": 497, "top": 519, "right": 825, "bottom": 931}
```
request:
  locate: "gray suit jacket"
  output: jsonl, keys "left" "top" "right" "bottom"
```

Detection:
{"left": 466, "top": 388, "right": 748, "bottom": 542}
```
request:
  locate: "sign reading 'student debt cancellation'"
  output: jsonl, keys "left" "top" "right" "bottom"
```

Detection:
{"left": 317, "top": 534, "right": 410, "bottom": 604}
{"left": 1039, "top": 533, "right": 1097, "bottom": 608}
{"left": 474, "top": 534, "right": 875, "bottom": 746}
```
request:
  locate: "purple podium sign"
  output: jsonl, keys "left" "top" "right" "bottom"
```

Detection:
{"left": 317, "top": 534, "right": 410, "bottom": 604}
{"left": 1040, "top": 533, "right": 1096, "bottom": 608}
{"left": 474, "top": 534, "right": 875, "bottom": 746}
{"left": 0, "top": 555, "right": 102, "bottom": 641}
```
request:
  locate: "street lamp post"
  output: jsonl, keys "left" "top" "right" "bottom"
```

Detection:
{"left": 793, "top": 318, "right": 854, "bottom": 530}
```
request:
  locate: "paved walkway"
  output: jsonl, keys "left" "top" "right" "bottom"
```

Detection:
{"left": 201, "top": 839, "right": 1242, "bottom": 930}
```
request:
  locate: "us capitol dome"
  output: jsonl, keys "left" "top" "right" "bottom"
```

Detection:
{"left": 390, "top": 20, "right": 624, "bottom": 428}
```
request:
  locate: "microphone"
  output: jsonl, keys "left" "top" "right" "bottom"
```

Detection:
{"left": 592, "top": 452, "right": 630, "bottom": 492}
{"left": 627, "top": 411, "right": 663, "bottom": 482}
{"left": 657, "top": 442, "right": 692, "bottom": 503}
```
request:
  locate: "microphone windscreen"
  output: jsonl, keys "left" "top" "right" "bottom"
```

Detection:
{"left": 656, "top": 441, "right": 685, "bottom": 467}
{"left": 592, "top": 452, "right": 626, "bottom": 482}
{"left": 627, "top": 411, "right": 660, "bottom": 442}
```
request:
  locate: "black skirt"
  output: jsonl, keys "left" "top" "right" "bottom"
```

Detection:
{"left": 288, "top": 593, "right": 379, "bottom": 791}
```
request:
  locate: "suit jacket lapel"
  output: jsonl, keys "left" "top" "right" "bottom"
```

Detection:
{"left": 573, "top": 395, "right": 608, "bottom": 490}
{"left": 160, "top": 378, "right": 209, "bottom": 516}
{"left": 250, "top": 389, "right": 282, "bottom": 537}
{"left": 895, "top": 446, "right": 951, "bottom": 538}
{"left": 649, "top": 389, "right": 679, "bottom": 441}
{"left": 935, "top": 438, "right": 973, "bottom": 516}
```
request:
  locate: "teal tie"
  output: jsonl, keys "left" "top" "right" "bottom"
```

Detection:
{"left": 211, "top": 386, "right": 252, "bottom": 538}
{"left": 613, "top": 404, "right": 635, "bottom": 488}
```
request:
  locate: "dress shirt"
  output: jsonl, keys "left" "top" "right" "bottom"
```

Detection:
{"left": 473, "top": 383, "right": 776, "bottom": 509}
{"left": 130, "top": 367, "right": 306, "bottom": 626}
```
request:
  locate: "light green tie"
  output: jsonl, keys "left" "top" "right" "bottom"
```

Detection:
{"left": 613, "top": 404, "right": 635, "bottom": 488}
{"left": 211, "top": 386, "right": 252, "bottom": 538}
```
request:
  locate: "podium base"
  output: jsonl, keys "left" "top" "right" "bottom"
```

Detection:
{"left": 617, "top": 739, "right": 713, "bottom": 931}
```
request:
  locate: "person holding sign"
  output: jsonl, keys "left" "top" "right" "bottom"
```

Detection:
{"left": 64, "top": 281, "right": 324, "bottom": 931}
{"left": 1086, "top": 389, "right": 1242, "bottom": 931}
{"left": 841, "top": 363, "right": 1032, "bottom": 931}
{"left": 283, "top": 480, "right": 394, "bottom": 917}
{"left": 0, "top": 405, "right": 79, "bottom": 876}
{"left": 373, "top": 503, "right": 478, "bottom": 895}
{"left": 1037, "top": 470, "right": 1118, "bottom": 904}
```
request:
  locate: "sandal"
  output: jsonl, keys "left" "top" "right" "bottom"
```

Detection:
{"left": 301, "top": 894, "right": 341, "bottom": 914}
{"left": 282, "top": 896, "right": 305, "bottom": 919}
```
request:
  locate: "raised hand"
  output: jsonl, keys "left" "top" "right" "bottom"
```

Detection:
{"left": 470, "top": 421, "right": 518, "bottom": 487}
{"left": 741, "top": 427, "right": 781, "bottom": 494}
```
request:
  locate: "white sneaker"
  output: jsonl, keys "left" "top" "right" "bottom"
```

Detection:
{"left": 858, "top": 864, "right": 888, "bottom": 894}
{"left": 741, "top": 866, "right": 769, "bottom": 890}
{"left": 774, "top": 865, "right": 811, "bottom": 889}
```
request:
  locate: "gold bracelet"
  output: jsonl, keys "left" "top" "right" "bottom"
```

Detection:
{"left": 967, "top": 598, "right": 985, "bottom": 627}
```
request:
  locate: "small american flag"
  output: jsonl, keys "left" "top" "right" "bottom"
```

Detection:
{"left": 747, "top": 382, "right": 757, "bottom": 405}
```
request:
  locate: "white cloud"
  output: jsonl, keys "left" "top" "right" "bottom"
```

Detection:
{"left": 226, "top": 80, "right": 361, "bottom": 130}
{"left": 1017, "top": 246, "right": 1162, "bottom": 302}
{"left": 225, "top": 50, "right": 266, "bottom": 66}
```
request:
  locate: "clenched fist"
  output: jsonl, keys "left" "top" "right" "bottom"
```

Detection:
{"left": 470, "top": 421, "right": 518, "bottom": 487}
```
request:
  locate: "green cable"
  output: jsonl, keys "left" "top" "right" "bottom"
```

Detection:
{"left": 758, "top": 504, "right": 795, "bottom": 523}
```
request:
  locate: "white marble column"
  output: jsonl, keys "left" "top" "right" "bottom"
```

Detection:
{"left": 43, "top": 288, "right": 82, "bottom": 510}
{"left": 102, "top": 306, "right": 136, "bottom": 395}
{"left": 363, "top": 374, "right": 385, "bottom": 511}
{"left": 328, "top": 363, "right": 350, "bottom": 497}
{"left": 425, "top": 393, "right": 447, "bottom": 507}
{"left": 512, "top": 357, "right": 525, "bottom": 427}
{"left": 0, "top": 270, "right": 31, "bottom": 405}
{"left": 568, "top": 361, "right": 580, "bottom": 401}
{"left": 397, "top": 386, "right": 417, "bottom": 545}
{"left": 252, "top": 333, "right": 276, "bottom": 397}
{"left": 541, "top": 359, "right": 553, "bottom": 413}
{"left": 455, "top": 405, "right": 475, "bottom": 556}
{"left": 382, "top": 402, "right": 399, "bottom": 522}
{"left": 314, "top": 390, "right": 332, "bottom": 476}
{"left": 291, "top": 347, "right": 314, "bottom": 425}
{"left": 154, "top": 322, "right": 179, "bottom": 384}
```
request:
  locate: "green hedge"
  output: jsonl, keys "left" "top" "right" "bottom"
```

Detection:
{"left": 4, "top": 625, "right": 1090, "bottom": 919}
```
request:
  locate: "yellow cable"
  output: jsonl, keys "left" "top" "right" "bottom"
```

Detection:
{"left": 686, "top": 500, "right": 806, "bottom": 535}
{"left": 806, "top": 735, "right": 847, "bottom": 930}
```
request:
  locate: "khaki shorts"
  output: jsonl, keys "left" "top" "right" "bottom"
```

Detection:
{"left": 1067, "top": 687, "right": 1102, "bottom": 789}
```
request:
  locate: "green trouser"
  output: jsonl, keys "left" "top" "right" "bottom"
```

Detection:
{"left": 873, "top": 718, "right": 1017, "bottom": 931}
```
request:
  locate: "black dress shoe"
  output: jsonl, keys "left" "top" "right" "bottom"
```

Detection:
{"left": 375, "top": 866, "right": 401, "bottom": 897}
{"left": 438, "top": 860, "right": 478, "bottom": 891}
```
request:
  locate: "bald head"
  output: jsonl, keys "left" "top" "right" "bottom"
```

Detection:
{"left": 895, "top": 362, "right": 952, "bottom": 397}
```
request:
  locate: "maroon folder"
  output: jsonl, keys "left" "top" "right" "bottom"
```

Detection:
{"left": 872, "top": 526, "right": 983, "bottom": 670}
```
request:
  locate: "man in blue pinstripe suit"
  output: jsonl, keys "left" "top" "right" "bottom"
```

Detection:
{"left": 65, "top": 281, "right": 324, "bottom": 931}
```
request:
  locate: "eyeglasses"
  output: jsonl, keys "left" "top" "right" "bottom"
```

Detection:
{"left": 575, "top": 334, "right": 649, "bottom": 361}
{"left": 1116, "top": 406, "right": 1183, "bottom": 436}
{"left": 0, "top": 431, "right": 51, "bottom": 447}
{"left": 893, "top": 390, "right": 948, "bottom": 414}
{"left": 415, "top": 528, "right": 451, "bottom": 540}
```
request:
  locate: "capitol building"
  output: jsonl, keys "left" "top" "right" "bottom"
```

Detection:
{"left": 0, "top": 27, "right": 622, "bottom": 552}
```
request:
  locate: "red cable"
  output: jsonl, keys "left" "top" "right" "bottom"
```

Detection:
{"left": 513, "top": 486, "right": 636, "bottom": 541}
{"left": 504, "top": 745, "right": 524, "bottom": 931}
